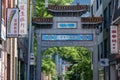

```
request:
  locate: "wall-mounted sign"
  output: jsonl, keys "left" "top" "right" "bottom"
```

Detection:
{"left": 100, "top": 59, "right": 109, "bottom": 67}
{"left": 30, "top": 53, "right": 34, "bottom": 65}
{"left": 42, "top": 34, "right": 93, "bottom": 41}
{"left": 18, "top": 0, "right": 27, "bottom": 36}
{"left": 58, "top": 22, "right": 77, "bottom": 28}
{"left": 110, "top": 25, "right": 118, "bottom": 53}
{"left": 7, "top": 8, "right": 19, "bottom": 37}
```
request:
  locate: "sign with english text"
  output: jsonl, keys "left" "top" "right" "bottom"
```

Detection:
{"left": 18, "top": 0, "right": 27, "bottom": 36}
{"left": 110, "top": 25, "right": 118, "bottom": 53}
{"left": 7, "top": 8, "right": 19, "bottom": 37}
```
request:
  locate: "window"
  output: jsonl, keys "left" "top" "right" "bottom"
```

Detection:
{"left": 96, "top": 0, "right": 99, "bottom": 10}
{"left": 98, "top": 45, "right": 100, "bottom": 61}
{"left": 104, "top": 39, "right": 108, "bottom": 58}
{"left": 91, "top": 5, "right": 93, "bottom": 16}
{"left": 108, "top": 2, "right": 112, "bottom": 24}
{"left": 100, "top": 42, "right": 103, "bottom": 59}
{"left": 100, "top": 0, "right": 102, "bottom": 5}
{"left": 103, "top": 8, "right": 107, "bottom": 28}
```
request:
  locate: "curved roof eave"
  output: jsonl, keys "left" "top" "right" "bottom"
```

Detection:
{"left": 47, "top": 9, "right": 87, "bottom": 12}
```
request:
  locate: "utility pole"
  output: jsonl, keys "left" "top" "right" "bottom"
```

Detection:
{"left": 27, "top": 0, "right": 32, "bottom": 80}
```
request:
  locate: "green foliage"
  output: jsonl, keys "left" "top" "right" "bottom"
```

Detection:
{"left": 42, "top": 58, "right": 56, "bottom": 75}
{"left": 36, "top": 0, "right": 74, "bottom": 17}
{"left": 41, "top": 46, "right": 93, "bottom": 80}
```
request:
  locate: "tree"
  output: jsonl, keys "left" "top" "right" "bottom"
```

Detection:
{"left": 41, "top": 47, "right": 93, "bottom": 80}
{"left": 57, "top": 47, "right": 93, "bottom": 80}
{"left": 35, "top": 0, "right": 74, "bottom": 17}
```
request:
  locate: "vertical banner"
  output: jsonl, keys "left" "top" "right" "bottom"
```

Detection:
{"left": 18, "top": 0, "right": 28, "bottom": 36}
{"left": 110, "top": 25, "right": 118, "bottom": 53}
{"left": 7, "top": 8, "right": 19, "bottom": 37}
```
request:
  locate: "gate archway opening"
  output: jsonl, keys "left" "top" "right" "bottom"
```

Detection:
{"left": 41, "top": 46, "right": 93, "bottom": 80}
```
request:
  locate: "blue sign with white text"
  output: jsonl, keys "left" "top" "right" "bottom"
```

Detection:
{"left": 42, "top": 34, "right": 93, "bottom": 41}
{"left": 58, "top": 23, "right": 77, "bottom": 28}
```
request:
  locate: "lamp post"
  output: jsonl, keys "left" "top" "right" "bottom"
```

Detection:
{"left": 27, "top": 0, "right": 32, "bottom": 80}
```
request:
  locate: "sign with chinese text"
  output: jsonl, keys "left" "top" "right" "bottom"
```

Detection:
{"left": 18, "top": 0, "right": 27, "bottom": 36}
{"left": 7, "top": 8, "right": 19, "bottom": 37}
{"left": 58, "top": 22, "right": 77, "bottom": 28}
{"left": 42, "top": 34, "right": 93, "bottom": 41}
{"left": 110, "top": 25, "right": 118, "bottom": 53}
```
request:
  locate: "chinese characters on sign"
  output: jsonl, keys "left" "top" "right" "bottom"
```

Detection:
{"left": 18, "top": 0, "right": 27, "bottom": 36}
{"left": 7, "top": 8, "right": 19, "bottom": 37}
{"left": 58, "top": 22, "right": 77, "bottom": 28}
{"left": 110, "top": 25, "right": 118, "bottom": 53}
{"left": 42, "top": 34, "right": 93, "bottom": 41}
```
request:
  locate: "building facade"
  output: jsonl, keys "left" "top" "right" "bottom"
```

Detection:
{"left": 0, "top": 0, "right": 18, "bottom": 80}
{"left": 90, "top": 0, "right": 104, "bottom": 80}
{"left": 91, "top": 0, "right": 120, "bottom": 80}
{"left": 112, "top": 0, "right": 120, "bottom": 80}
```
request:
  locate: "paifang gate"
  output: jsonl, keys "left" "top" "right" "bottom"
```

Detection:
{"left": 32, "top": 4, "right": 102, "bottom": 80}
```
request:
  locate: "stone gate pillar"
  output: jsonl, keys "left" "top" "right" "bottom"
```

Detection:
{"left": 93, "top": 34, "right": 99, "bottom": 80}
{"left": 93, "top": 45, "right": 99, "bottom": 80}
{"left": 36, "top": 32, "right": 42, "bottom": 80}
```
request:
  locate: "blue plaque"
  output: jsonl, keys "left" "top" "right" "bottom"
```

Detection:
{"left": 42, "top": 34, "right": 93, "bottom": 41}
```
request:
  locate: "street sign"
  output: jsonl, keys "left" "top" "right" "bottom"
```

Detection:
{"left": 100, "top": 59, "right": 109, "bottom": 67}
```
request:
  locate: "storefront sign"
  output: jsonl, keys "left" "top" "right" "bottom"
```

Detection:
{"left": 110, "top": 25, "right": 118, "bottom": 53}
{"left": 7, "top": 8, "right": 19, "bottom": 37}
{"left": 58, "top": 22, "right": 77, "bottom": 28}
{"left": 42, "top": 34, "right": 93, "bottom": 41}
{"left": 18, "top": 0, "right": 27, "bottom": 36}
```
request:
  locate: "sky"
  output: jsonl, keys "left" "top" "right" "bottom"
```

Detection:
{"left": 72, "top": 0, "right": 90, "bottom": 17}
{"left": 72, "top": 0, "right": 90, "bottom": 5}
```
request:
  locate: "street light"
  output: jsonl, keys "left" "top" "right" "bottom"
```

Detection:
{"left": 27, "top": 0, "right": 32, "bottom": 80}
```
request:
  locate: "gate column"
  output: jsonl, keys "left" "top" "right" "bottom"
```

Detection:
{"left": 36, "top": 32, "right": 42, "bottom": 80}
{"left": 93, "top": 35, "right": 99, "bottom": 80}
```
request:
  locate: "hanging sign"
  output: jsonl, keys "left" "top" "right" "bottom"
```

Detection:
{"left": 7, "top": 8, "right": 19, "bottom": 37}
{"left": 110, "top": 25, "right": 118, "bottom": 53}
{"left": 18, "top": 0, "right": 27, "bottom": 36}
